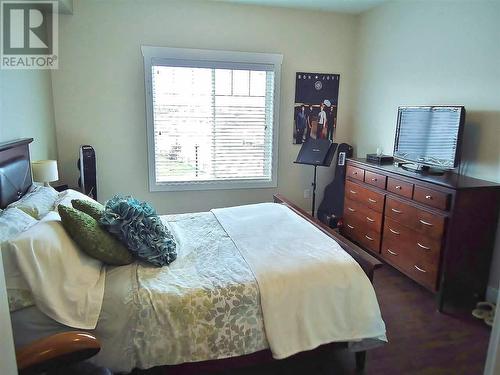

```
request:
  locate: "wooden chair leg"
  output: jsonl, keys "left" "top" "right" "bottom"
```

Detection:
{"left": 355, "top": 351, "right": 366, "bottom": 372}
{"left": 16, "top": 331, "right": 101, "bottom": 375}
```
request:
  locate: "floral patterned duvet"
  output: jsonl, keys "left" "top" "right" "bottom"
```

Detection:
{"left": 13, "top": 209, "right": 383, "bottom": 373}
{"left": 11, "top": 212, "right": 386, "bottom": 372}
{"left": 91, "top": 211, "right": 268, "bottom": 372}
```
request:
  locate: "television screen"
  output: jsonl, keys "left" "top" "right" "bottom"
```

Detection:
{"left": 393, "top": 106, "right": 465, "bottom": 169}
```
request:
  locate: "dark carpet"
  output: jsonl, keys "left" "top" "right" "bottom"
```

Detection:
{"left": 138, "top": 266, "right": 492, "bottom": 375}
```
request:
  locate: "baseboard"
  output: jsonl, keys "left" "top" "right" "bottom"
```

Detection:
{"left": 486, "top": 286, "right": 499, "bottom": 303}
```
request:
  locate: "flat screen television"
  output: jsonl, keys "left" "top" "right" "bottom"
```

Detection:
{"left": 393, "top": 105, "right": 465, "bottom": 170}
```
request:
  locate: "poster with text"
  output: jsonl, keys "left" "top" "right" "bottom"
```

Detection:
{"left": 293, "top": 72, "right": 340, "bottom": 144}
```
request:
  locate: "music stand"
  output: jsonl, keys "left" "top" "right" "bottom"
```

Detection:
{"left": 294, "top": 139, "right": 337, "bottom": 217}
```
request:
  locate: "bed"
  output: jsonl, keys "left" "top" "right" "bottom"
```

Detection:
{"left": 1, "top": 138, "right": 386, "bottom": 374}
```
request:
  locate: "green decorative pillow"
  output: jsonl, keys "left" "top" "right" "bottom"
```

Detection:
{"left": 71, "top": 199, "right": 104, "bottom": 221}
{"left": 58, "top": 205, "right": 134, "bottom": 266}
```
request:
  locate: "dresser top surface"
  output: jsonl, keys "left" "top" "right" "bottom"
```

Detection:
{"left": 349, "top": 158, "right": 500, "bottom": 190}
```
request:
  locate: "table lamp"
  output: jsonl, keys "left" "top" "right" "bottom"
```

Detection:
{"left": 32, "top": 160, "right": 59, "bottom": 187}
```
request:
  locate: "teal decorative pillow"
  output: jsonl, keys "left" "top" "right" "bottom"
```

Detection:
{"left": 100, "top": 195, "right": 177, "bottom": 267}
{"left": 58, "top": 205, "right": 134, "bottom": 266}
{"left": 71, "top": 199, "right": 104, "bottom": 221}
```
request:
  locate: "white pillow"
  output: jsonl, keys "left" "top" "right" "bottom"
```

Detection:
{"left": 0, "top": 207, "right": 39, "bottom": 311}
{"left": 40, "top": 210, "right": 62, "bottom": 222}
{"left": 53, "top": 189, "right": 97, "bottom": 209}
{"left": 3, "top": 220, "right": 106, "bottom": 329}
{"left": 0, "top": 207, "right": 38, "bottom": 243}
{"left": 8, "top": 185, "right": 59, "bottom": 219}
{"left": 2, "top": 210, "right": 61, "bottom": 312}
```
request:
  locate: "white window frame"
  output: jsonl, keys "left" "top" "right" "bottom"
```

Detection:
{"left": 141, "top": 46, "right": 282, "bottom": 192}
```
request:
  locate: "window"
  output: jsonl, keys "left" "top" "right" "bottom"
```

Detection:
{"left": 142, "top": 46, "right": 282, "bottom": 191}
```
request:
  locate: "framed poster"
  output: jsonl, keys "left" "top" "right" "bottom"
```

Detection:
{"left": 293, "top": 72, "right": 340, "bottom": 144}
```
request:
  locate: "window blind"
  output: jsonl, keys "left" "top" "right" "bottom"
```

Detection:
{"left": 151, "top": 63, "right": 275, "bottom": 186}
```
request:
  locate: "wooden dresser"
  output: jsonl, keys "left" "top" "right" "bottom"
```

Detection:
{"left": 340, "top": 158, "right": 500, "bottom": 309}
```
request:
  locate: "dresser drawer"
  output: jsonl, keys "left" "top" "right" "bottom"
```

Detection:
{"left": 342, "top": 215, "right": 381, "bottom": 254}
{"left": 406, "top": 255, "right": 440, "bottom": 291}
{"left": 364, "top": 170, "right": 387, "bottom": 190}
{"left": 347, "top": 165, "right": 364, "bottom": 182}
{"left": 358, "top": 229, "right": 381, "bottom": 254}
{"left": 381, "top": 238, "right": 412, "bottom": 272}
{"left": 383, "top": 217, "right": 442, "bottom": 260}
{"left": 345, "top": 180, "right": 385, "bottom": 213}
{"left": 415, "top": 208, "right": 446, "bottom": 240}
{"left": 387, "top": 177, "right": 413, "bottom": 199}
{"left": 412, "top": 233, "right": 442, "bottom": 264}
{"left": 341, "top": 217, "right": 358, "bottom": 240}
{"left": 413, "top": 185, "right": 450, "bottom": 211}
{"left": 383, "top": 217, "right": 414, "bottom": 252}
{"left": 382, "top": 217, "right": 441, "bottom": 290}
{"left": 385, "top": 196, "right": 416, "bottom": 227}
{"left": 343, "top": 198, "right": 383, "bottom": 233}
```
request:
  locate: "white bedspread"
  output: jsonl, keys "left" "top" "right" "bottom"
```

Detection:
{"left": 212, "top": 203, "right": 386, "bottom": 359}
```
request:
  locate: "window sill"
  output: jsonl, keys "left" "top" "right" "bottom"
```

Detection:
{"left": 150, "top": 179, "right": 277, "bottom": 192}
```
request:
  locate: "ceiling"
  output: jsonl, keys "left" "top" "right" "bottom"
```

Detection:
{"left": 212, "top": 0, "right": 388, "bottom": 14}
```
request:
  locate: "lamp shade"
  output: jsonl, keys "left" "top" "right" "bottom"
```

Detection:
{"left": 32, "top": 160, "right": 59, "bottom": 183}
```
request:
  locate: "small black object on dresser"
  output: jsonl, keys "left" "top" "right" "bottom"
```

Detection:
{"left": 340, "top": 158, "right": 500, "bottom": 311}
{"left": 366, "top": 153, "right": 394, "bottom": 165}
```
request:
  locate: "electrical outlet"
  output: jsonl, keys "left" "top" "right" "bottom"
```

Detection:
{"left": 304, "top": 189, "right": 311, "bottom": 199}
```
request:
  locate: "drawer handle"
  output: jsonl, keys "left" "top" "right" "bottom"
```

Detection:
{"left": 389, "top": 228, "right": 400, "bottom": 235}
{"left": 419, "top": 219, "right": 433, "bottom": 227}
{"left": 417, "top": 242, "right": 431, "bottom": 250}
{"left": 350, "top": 190, "right": 358, "bottom": 195}
{"left": 391, "top": 208, "right": 402, "bottom": 214}
{"left": 347, "top": 224, "right": 355, "bottom": 229}
{"left": 366, "top": 216, "right": 375, "bottom": 222}
{"left": 395, "top": 185, "right": 402, "bottom": 189}
{"left": 425, "top": 195, "right": 433, "bottom": 200}
{"left": 387, "top": 249, "right": 398, "bottom": 256}
{"left": 347, "top": 207, "right": 356, "bottom": 212}
{"left": 371, "top": 178, "right": 377, "bottom": 182}
{"left": 353, "top": 171, "right": 358, "bottom": 175}
{"left": 368, "top": 198, "right": 377, "bottom": 203}
{"left": 365, "top": 235, "right": 374, "bottom": 241}
{"left": 414, "top": 265, "right": 427, "bottom": 273}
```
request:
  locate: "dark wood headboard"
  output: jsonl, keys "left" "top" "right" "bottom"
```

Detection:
{"left": 0, "top": 138, "right": 33, "bottom": 209}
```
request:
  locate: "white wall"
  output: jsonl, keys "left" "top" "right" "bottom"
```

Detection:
{"left": 353, "top": 1, "right": 500, "bottom": 181}
{"left": 0, "top": 70, "right": 58, "bottom": 160}
{"left": 0, "top": 12, "right": 59, "bottom": 375}
{"left": 51, "top": 0, "right": 358, "bottom": 214}
{"left": 354, "top": 0, "right": 500, "bottom": 296}
{"left": 0, "top": 68, "right": 57, "bottom": 375}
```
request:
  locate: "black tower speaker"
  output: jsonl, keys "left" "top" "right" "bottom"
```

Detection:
{"left": 77, "top": 145, "right": 97, "bottom": 200}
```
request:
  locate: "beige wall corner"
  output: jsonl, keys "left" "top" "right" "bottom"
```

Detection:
{"left": 352, "top": 0, "right": 500, "bottom": 299}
